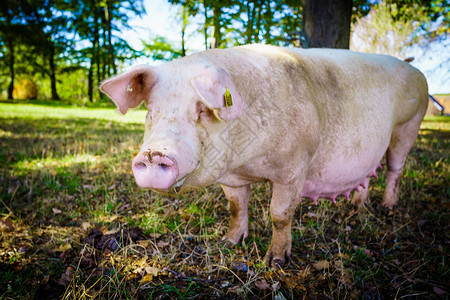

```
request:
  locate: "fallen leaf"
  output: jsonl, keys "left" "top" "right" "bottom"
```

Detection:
{"left": 434, "top": 287, "right": 446, "bottom": 295}
{"left": 59, "top": 266, "right": 75, "bottom": 285}
{"left": 103, "top": 215, "right": 119, "bottom": 222}
{"left": 335, "top": 253, "right": 349, "bottom": 260}
{"left": 140, "top": 274, "right": 153, "bottom": 283}
{"left": 227, "top": 285, "right": 241, "bottom": 294}
{"left": 56, "top": 243, "right": 72, "bottom": 252}
{"left": 0, "top": 218, "right": 14, "bottom": 232}
{"left": 41, "top": 274, "right": 50, "bottom": 285}
{"left": 104, "top": 228, "right": 120, "bottom": 235}
{"left": 52, "top": 208, "right": 62, "bottom": 215}
{"left": 81, "top": 222, "right": 91, "bottom": 232}
{"left": 137, "top": 240, "right": 152, "bottom": 248}
{"left": 255, "top": 279, "right": 271, "bottom": 290}
{"left": 313, "top": 260, "right": 330, "bottom": 271}
{"left": 157, "top": 240, "right": 169, "bottom": 248}
{"left": 306, "top": 212, "right": 318, "bottom": 218}
{"left": 145, "top": 266, "right": 161, "bottom": 277}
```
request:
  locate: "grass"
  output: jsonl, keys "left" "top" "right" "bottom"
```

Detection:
{"left": 0, "top": 100, "right": 449, "bottom": 299}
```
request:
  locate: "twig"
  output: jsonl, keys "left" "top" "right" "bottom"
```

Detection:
{"left": 164, "top": 268, "right": 228, "bottom": 284}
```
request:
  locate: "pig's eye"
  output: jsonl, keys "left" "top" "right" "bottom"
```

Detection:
{"left": 196, "top": 102, "right": 214, "bottom": 123}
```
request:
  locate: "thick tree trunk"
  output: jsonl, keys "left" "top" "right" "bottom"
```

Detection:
{"left": 88, "top": 57, "right": 93, "bottom": 102}
{"left": 49, "top": 43, "right": 60, "bottom": 100}
{"left": 88, "top": 0, "right": 100, "bottom": 102}
{"left": 7, "top": 38, "right": 14, "bottom": 100}
{"left": 105, "top": 1, "right": 116, "bottom": 75}
{"left": 303, "top": 0, "right": 352, "bottom": 49}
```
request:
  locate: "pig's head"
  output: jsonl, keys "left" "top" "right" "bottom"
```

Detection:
{"left": 100, "top": 62, "right": 246, "bottom": 193}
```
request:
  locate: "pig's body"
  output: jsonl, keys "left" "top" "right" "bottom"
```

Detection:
{"left": 101, "top": 44, "right": 428, "bottom": 267}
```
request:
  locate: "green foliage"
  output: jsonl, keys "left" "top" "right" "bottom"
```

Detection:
{"left": 142, "top": 35, "right": 183, "bottom": 61}
{"left": 0, "top": 0, "right": 448, "bottom": 103}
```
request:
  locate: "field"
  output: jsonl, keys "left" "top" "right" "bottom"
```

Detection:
{"left": 0, "top": 100, "right": 448, "bottom": 299}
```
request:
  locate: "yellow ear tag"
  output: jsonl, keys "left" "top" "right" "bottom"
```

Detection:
{"left": 224, "top": 88, "right": 233, "bottom": 107}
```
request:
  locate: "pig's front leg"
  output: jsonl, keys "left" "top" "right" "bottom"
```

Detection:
{"left": 264, "top": 182, "right": 302, "bottom": 268}
{"left": 221, "top": 184, "right": 250, "bottom": 245}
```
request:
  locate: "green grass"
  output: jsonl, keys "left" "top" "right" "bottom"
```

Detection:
{"left": 0, "top": 102, "right": 449, "bottom": 299}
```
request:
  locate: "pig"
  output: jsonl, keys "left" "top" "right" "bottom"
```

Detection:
{"left": 100, "top": 44, "right": 428, "bottom": 268}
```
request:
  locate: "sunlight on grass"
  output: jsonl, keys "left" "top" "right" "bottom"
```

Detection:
{"left": 0, "top": 102, "right": 147, "bottom": 124}
{"left": 13, "top": 153, "right": 101, "bottom": 175}
{"left": 421, "top": 115, "right": 450, "bottom": 131}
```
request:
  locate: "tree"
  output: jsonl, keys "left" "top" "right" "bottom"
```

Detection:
{"left": 0, "top": 2, "right": 29, "bottom": 99}
{"left": 302, "top": 0, "right": 352, "bottom": 49}
{"left": 351, "top": 2, "right": 416, "bottom": 56}
{"left": 73, "top": 0, "right": 145, "bottom": 101}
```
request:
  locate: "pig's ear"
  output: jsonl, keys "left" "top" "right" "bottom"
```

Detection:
{"left": 100, "top": 65, "right": 157, "bottom": 114}
{"left": 191, "top": 67, "right": 246, "bottom": 121}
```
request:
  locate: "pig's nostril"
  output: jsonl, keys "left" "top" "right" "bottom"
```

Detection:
{"left": 134, "top": 162, "right": 147, "bottom": 171}
{"left": 159, "top": 163, "right": 169, "bottom": 170}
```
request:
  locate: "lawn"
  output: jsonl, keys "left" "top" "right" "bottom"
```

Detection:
{"left": 0, "top": 101, "right": 448, "bottom": 299}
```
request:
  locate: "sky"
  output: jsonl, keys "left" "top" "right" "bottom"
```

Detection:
{"left": 119, "top": 0, "right": 449, "bottom": 94}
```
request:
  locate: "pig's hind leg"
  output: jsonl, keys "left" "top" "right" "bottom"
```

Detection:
{"left": 382, "top": 102, "right": 427, "bottom": 209}
{"left": 221, "top": 184, "right": 250, "bottom": 245}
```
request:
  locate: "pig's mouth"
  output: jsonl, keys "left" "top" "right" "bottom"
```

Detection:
{"left": 132, "top": 150, "right": 199, "bottom": 193}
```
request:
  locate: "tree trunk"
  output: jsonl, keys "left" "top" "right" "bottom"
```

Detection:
{"left": 105, "top": 1, "right": 116, "bottom": 75}
{"left": 181, "top": 4, "right": 187, "bottom": 57}
{"left": 7, "top": 37, "right": 14, "bottom": 100}
{"left": 94, "top": 7, "right": 102, "bottom": 100}
{"left": 49, "top": 43, "right": 60, "bottom": 100}
{"left": 203, "top": 0, "right": 208, "bottom": 49}
{"left": 88, "top": 57, "right": 93, "bottom": 102}
{"left": 245, "top": 1, "right": 256, "bottom": 44}
{"left": 303, "top": 0, "right": 352, "bottom": 49}
{"left": 264, "top": 0, "right": 273, "bottom": 43}
{"left": 210, "top": 5, "right": 221, "bottom": 49}
{"left": 3, "top": 7, "right": 15, "bottom": 100}
{"left": 102, "top": 26, "right": 108, "bottom": 77}
{"left": 254, "top": 1, "right": 262, "bottom": 43}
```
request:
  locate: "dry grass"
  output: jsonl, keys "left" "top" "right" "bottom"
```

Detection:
{"left": 0, "top": 101, "right": 448, "bottom": 299}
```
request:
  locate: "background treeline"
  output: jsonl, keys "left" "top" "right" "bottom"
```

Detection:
{"left": 0, "top": 0, "right": 448, "bottom": 103}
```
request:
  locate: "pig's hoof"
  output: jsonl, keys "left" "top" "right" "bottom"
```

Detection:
{"left": 220, "top": 238, "right": 235, "bottom": 248}
{"left": 223, "top": 230, "right": 247, "bottom": 246}
{"left": 263, "top": 252, "right": 287, "bottom": 269}
{"left": 380, "top": 200, "right": 397, "bottom": 210}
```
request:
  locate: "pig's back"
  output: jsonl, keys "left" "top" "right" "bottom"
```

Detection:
{"left": 196, "top": 45, "right": 427, "bottom": 195}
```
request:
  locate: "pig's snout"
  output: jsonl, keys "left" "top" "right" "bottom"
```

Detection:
{"left": 132, "top": 151, "right": 179, "bottom": 190}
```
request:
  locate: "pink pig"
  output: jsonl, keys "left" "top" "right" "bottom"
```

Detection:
{"left": 101, "top": 44, "right": 428, "bottom": 268}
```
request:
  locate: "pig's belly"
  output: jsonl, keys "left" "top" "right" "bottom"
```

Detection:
{"left": 301, "top": 139, "right": 389, "bottom": 200}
